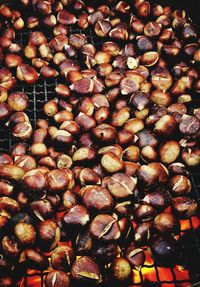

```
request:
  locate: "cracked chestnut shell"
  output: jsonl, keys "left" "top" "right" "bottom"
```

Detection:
{"left": 107, "top": 173, "right": 137, "bottom": 198}
{"left": 46, "top": 169, "right": 69, "bottom": 192}
{"left": 45, "top": 270, "right": 70, "bottom": 287}
{"left": 90, "top": 214, "right": 120, "bottom": 241}
{"left": 71, "top": 256, "right": 102, "bottom": 284}
{"left": 51, "top": 245, "right": 75, "bottom": 272}
{"left": 38, "top": 219, "right": 60, "bottom": 251}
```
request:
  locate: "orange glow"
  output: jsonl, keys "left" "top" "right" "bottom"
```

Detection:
{"left": 180, "top": 216, "right": 200, "bottom": 231}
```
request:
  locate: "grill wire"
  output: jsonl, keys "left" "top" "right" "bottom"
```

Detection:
{"left": 0, "top": 7, "right": 200, "bottom": 287}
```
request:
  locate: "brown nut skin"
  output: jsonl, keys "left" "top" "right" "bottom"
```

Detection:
{"left": 22, "top": 169, "right": 46, "bottom": 198}
{"left": 71, "top": 256, "right": 102, "bottom": 284}
{"left": 14, "top": 223, "right": 36, "bottom": 247}
{"left": 16, "top": 64, "right": 39, "bottom": 84}
{"left": 150, "top": 236, "right": 180, "bottom": 267}
{"left": 93, "top": 124, "right": 116, "bottom": 144}
{"left": 179, "top": 115, "right": 200, "bottom": 136}
{"left": 2, "top": 235, "right": 20, "bottom": 259}
{"left": 169, "top": 175, "right": 191, "bottom": 196}
{"left": 46, "top": 169, "right": 70, "bottom": 193}
{"left": 15, "top": 155, "right": 36, "bottom": 172}
{"left": 73, "top": 147, "right": 96, "bottom": 164}
{"left": 172, "top": 196, "right": 198, "bottom": 219}
{"left": 90, "top": 214, "right": 120, "bottom": 241}
{"left": 62, "top": 190, "right": 77, "bottom": 211}
{"left": 30, "top": 199, "right": 53, "bottom": 221}
{"left": 159, "top": 141, "right": 180, "bottom": 164}
{"left": 153, "top": 212, "right": 180, "bottom": 236}
{"left": 137, "top": 165, "right": 158, "bottom": 189}
{"left": 51, "top": 245, "right": 75, "bottom": 272}
{"left": 45, "top": 270, "right": 70, "bottom": 287}
{"left": 154, "top": 115, "right": 177, "bottom": 135}
{"left": 107, "top": 173, "right": 137, "bottom": 198}
{"left": 135, "top": 204, "right": 157, "bottom": 222}
{"left": 142, "top": 188, "right": 171, "bottom": 211}
{"left": 0, "top": 154, "right": 13, "bottom": 166}
{"left": 93, "top": 242, "right": 120, "bottom": 265}
{"left": 82, "top": 186, "right": 114, "bottom": 214}
{"left": 63, "top": 205, "right": 90, "bottom": 228}
{"left": 0, "top": 164, "right": 25, "bottom": 183}
{"left": 38, "top": 219, "right": 60, "bottom": 251}
{"left": 19, "top": 249, "right": 49, "bottom": 270}
{"left": 109, "top": 257, "right": 132, "bottom": 283}
{"left": 148, "top": 162, "right": 169, "bottom": 184}
{"left": 101, "top": 152, "right": 124, "bottom": 173}
{"left": 134, "top": 221, "right": 152, "bottom": 246}
{"left": 137, "top": 130, "right": 158, "bottom": 148}
{"left": 125, "top": 245, "right": 146, "bottom": 270}
{"left": 74, "top": 228, "right": 93, "bottom": 256}
{"left": 0, "top": 181, "right": 13, "bottom": 197}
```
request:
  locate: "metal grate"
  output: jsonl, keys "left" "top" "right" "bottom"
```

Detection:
{"left": 0, "top": 5, "right": 200, "bottom": 287}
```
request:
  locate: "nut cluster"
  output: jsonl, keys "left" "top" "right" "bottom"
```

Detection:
{"left": 0, "top": 0, "right": 200, "bottom": 286}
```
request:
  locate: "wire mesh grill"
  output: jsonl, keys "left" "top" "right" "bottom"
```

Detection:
{"left": 0, "top": 9, "right": 200, "bottom": 287}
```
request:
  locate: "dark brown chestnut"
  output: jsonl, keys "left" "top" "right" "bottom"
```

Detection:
{"left": 150, "top": 236, "right": 180, "bottom": 267}
{"left": 45, "top": 270, "right": 70, "bottom": 287}
{"left": 71, "top": 256, "right": 102, "bottom": 284}
{"left": 90, "top": 214, "right": 120, "bottom": 241}
{"left": 51, "top": 245, "right": 75, "bottom": 271}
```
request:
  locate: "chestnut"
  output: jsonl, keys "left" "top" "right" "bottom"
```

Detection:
{"left": 90, "top": 214, "right": 120, "bottom": 241}
{"left": 14, "top": 223, "right": 36, "bottom": 247}
{"left": 0, "top": 165, "right": 25, "bottom": 183}
{"left": 125, "top": 245, "right": 145, "bottom": 270}
{"left": 159, "top": 140, "right": 180, "bottom": 164}
{"left": 81, "top": 185, "right": 114, "bottom": 213}
{"left": 169, "top": 175, "right": 191, "bottom": 196}
{"left": 75, "top": 228, "right": 93, "bottom": 255}
{"left": 63, "top": 205, "right": 90, "bottom": 227}
{"left": 109, "top": 257, "right": 132, "bottom": 283}
{"left": 12, "top": 122, "right": 33, "bottom": 140}
{"left": 142, "top": 188, "right": 171, "bottom": 211}
{"left": 38, "top": 219, "right": 60, "bottom": 251}
{"left": 46, "top": 169, "right": 70, "bottom": 192}
{"left": 51, "top": 245, "right": 75, "bottom": 271}
{"left": 135, "top": 203, "right": 157, "bottom": 222}
{"left": 134, "top": 221, "right": 152, "bottom": 246}
{"left": 95, "top": 20, "right": 112, "bottom": 37}
{"left": 22, "top": 169, "right": 46, "bottom": 198}
{"left": 0, "top": 181, "right": 13, "bottom": 196}
{"left": 93, "top": 124, "right": 116, "bottom": 143}
{"left": 0, "top": 102, "right": 11, "bottom": 122}
{"left": 153, "top": 212, "right": 180, "bottom": 236}
{"left": 150, "top": 236, "right": 180, "bottom": 267}
{"left": 93, "top": 242, "right": 120, "bottom": 265}
{"left": 71, "top": 256, "right": 102, "bottom": 284}
{"left": 45, "top": 270, "right": 70, "bottom": 287}
{"left": 107, "top": 173, "right": 136, "bottom": 198}
{"left": 137, "top": 165, "right": 158, "bottom": 188}
{"left": 73, "top": 147, "right": 96, "bottom": 164}
{"left": 16, "top": 64, "right": 39, "bottom": 84}
{"left": 172, "top": 196, "right": 198, "bottom": 218}
{"left": 30, "top": 199, "right": 53, "bottom": 221}
{"left": 2, "top": 235, "right": 20, "bottom": 259}
{"left": 15, "top": 155, "right": 36, "bottom": 172}
{"left": 101, "top": 152, "right": 123, "bottom": 173}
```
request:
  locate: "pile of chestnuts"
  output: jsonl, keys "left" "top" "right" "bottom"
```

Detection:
{"left": 0, "top": 0, "right": 200, "bottom": 286}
